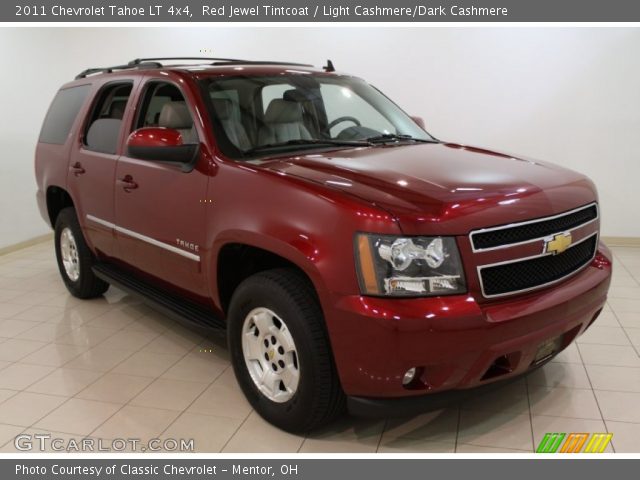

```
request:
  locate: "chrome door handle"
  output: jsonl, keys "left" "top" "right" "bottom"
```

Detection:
{"left": 117, "top": 175, "right": 138, "bottom": 191}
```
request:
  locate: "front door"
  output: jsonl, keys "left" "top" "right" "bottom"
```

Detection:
{"left": 113, "top": 79, "right": 210, "bottom": 298}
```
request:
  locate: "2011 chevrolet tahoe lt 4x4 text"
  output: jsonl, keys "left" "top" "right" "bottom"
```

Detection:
{"left": 34, "top": 57, "right": 612, "bottom": 432}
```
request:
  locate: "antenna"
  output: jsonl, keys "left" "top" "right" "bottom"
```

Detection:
{"left": 323, "top": 60, "right": 335, "bottom": 73}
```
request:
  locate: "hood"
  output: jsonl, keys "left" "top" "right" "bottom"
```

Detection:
{"left": 258, "top": 142, "right": 598, "bottom": 235}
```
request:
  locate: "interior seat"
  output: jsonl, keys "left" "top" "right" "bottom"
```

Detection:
{"left": 108, "top": 100, "right": 127, "bottom": 120}
{"left": 212, "top": 98, "right": 251, "bottom": 151}
{"left": 158, "top": 101, "right": 197, "bottom": 144}
{"left": 258, "top": 99, "right": 312, "bottom": 146}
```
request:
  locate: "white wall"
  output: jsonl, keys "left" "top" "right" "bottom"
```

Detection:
{"left": 1, "top": 27, "right": 638, "bottom": 249}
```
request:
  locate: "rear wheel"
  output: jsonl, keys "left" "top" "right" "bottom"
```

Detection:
{"left": 228, "top": 268, "right": 345, "bottom": 432}
{"left": 54, "top": 207, "right": 109, "bottom": 299}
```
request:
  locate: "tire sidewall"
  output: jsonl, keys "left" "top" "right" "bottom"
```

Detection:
{"left": 55, "top": 210, "right": 83, "bottom": 292}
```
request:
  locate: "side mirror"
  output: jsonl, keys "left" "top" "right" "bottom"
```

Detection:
{"left": 411, "top": 116, "right": 426, "bottom": 130}
{"left": 126, "top": 127, "right": 199, "bottom": 171}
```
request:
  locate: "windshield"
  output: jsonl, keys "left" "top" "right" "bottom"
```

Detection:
{"left": 200, "top": 74, "right": 436, "bottom": 159}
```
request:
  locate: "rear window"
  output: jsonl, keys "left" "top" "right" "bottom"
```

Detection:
{"left": 39, "top": 85, "right": 90, "bottom": 145}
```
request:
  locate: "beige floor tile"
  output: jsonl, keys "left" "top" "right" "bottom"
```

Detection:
{"left": 594, "top": 390, "right": 640, "bottom": 423}
{"left": 0, "top": 364, "right": 55, "bottom": 390}
{"left": 0, "top": 339, "right": 48, "bottom": 362}
{"left": 0, "top": 303, "right": 31, "bottom": 320}
{"left": 382, "top": 408, "right": 459, "bottom": 445}
{"left": 300, "top": 417, "right": 385, "bottom": 453}
{"left": 187, "top": 369, "right": 252, "bottom": 420}
{"left": 141, "top": 330, "right": 204, "bottom": 355}
{"left": 84, "top": 305, "right": 146, "bottom": 330}
{"left": 0, "top": 289, "right": 24, "bottom": 303}
{"left": 551, "top": 343, "right": 583, "bottom": 364}
{"left": 163, "top": 412, "right": 242, "bottom": 453}
{"left": 222, "top": 411, "right": 304, "bottom": 453}
{"left": 63, "top": 346, "right": 134, "bottom": 372}
{"left": 97, "top": 330, "right": 159, "bottom": 351}
{"left": 8, "top": 292, "right": 62, "bottom": 307}
{"left": 527, "top": 362, "right": 592, "bottom": 389}
{"left": 606, "top": 421, "right": 640, "bottom": 453}
{"left": 111, "top": 351, "right": 182, "bottom": 378}
{"left": 91, "top": 405, "right": 179, "bottom": 439}
{"left": 0, "top": 424, "right": 25, "bottom": 448}
{"left": 0, "top": 319, "right": 41, "bottom": 338}
{"left": 130, "top": 378, "right": 208, "bottom": 411}
{"left": 578, "top": 326, "right": 631, "bottom": 346}
{"left": 461, "top": 379, "right": 529, "bottom": 414}
{"left": 456, "top": 444, "right": 530, "bottom": 453}
{"left": 586, "top": 364, "right": 640, "bottom": 393}
{"left": 76, "top": 373, "right": 153, "bottom": 404}
{"left": 616, "top": 312, "right": 640, "bottom": 328}
{"left": 623, "top": 327, "right": 640, "bottom": 346}
{"left": 161, "top": 352, "right": 228, "bottom": 384}
{"left": 591, "top": 310, "right": 621, "bottom": 327}
{"left": 54, "top": 326, "right": 117, "bottom": 347}
{"left": 123, "top": 312, "right": 173, "bottom": 334}
{"left": 531, "top": 415, "right": 611, "bottom": 452}
{"left": 0, "top": 388, "right": 19, "bottom": 403}
{"left": 16, "top": 323, "right": 75, "bottom": 342}
{"left": 19, "top": 343, "right": 88, "bottom": 367}
{"left": 528, "top": 385, "right": 602, "bottom": 419}
{"left": 457, "top": 410, "right": 532, "bottom": 450}
{"left": 26, "top": 368, "right": 103, "bottom": 397}
{"left": 609, "top": 298, "right": 640, "bottom": 314}
{"left": 578, "top": 344, "right": 640, "bottom": 367}
{"left": 378, "top": 439, "right": 455, "bottom": 453}
{"left": 0, "top": 392, "right": 68, "bottom": 427}
{"left": 34, "top": 398, "right": 121, "bottom": 435}
{"left": 608, "top": 286, "right": 640, "bottom": 300}
{"left": 12, "top": 305, "right": 65, "bottom": 323}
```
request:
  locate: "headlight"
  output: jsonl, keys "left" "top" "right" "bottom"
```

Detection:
{"left": 355, "top": 234, "right": 466, "bottom": 297}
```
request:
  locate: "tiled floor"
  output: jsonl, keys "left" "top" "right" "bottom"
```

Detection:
{"left": 0, "top": 241, "right": 639, "bottom": 453}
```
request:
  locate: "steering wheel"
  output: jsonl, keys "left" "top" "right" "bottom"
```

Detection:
{"left": 328, "top": 116, "right": 361, "bottom": 131}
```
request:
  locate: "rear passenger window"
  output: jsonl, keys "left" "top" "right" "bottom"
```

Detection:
{"left": 84, "top": 82, "right": 132, "bottom": 154}
{"left": 39, "top": 85, "right": 90, "bottom": 145}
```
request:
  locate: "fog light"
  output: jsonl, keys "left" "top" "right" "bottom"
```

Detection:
{"left": 402, "top": 367, "right": 417, "bottom": 386}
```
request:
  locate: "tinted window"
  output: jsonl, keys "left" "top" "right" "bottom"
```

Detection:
{"left": 39, "top": 85, "right": 90, "bottom": 145}
{"left": 84, "top": 83, "right": 132, "bottom": 154}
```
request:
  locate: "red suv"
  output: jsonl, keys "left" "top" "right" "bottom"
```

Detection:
{"left": 35, "top": 57, "right": 612, "bottom": 432}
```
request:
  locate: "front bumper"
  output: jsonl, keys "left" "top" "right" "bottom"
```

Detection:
{"left": 325, "top": 245, "right": 612, "bottom": 405}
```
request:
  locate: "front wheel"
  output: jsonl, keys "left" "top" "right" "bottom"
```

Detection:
{"left": 228, "top": 269, "right": 345, "bottom": 432}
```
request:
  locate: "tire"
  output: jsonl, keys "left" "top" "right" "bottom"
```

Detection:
{"left": 54, "top": 207, "right": 109, "bottom": 299}
{"left": 228, "top": 268, "right": 345, "bottom": 433}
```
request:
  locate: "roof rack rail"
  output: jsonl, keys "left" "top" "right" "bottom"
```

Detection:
{"left": 75, "top": 61, "right": 161, "bottom": 80}
{"left": 128, "top": 57, "right": 247, "bottom": 65}
{"left": 211, "top": 60, "right": 314, "bottom": 67}
{"left": 75, "top": 57, "right": 317, "bottom": 79}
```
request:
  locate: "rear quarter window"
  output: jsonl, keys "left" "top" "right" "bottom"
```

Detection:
{"left": 39, "top": 85, "right": 91, "bottom": 145}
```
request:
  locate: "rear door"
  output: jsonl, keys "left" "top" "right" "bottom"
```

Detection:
{"left": 67, "top": 79, "right": 139, "bottom": 258}
{"left": 113, "top": 76, "right": 210, "bottom": 298}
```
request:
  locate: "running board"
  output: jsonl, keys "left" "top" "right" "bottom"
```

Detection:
{"left": 92, "top": 263, "right": 225, "bottom": 331}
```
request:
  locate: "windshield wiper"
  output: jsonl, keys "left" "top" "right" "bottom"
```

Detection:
{"left": 243, "top": 139, "right": 370, "bottom": 156}
{"left": 366, "top": 134, "right": 438, "bottom": 144}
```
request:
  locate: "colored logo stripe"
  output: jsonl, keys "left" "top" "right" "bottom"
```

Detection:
{"left": 584, "top": 433, "right": 613, "bottom": 453}
{"left": 560, "top": 433, "right": 589, "bottom": 453}
{"left": 536, "top": 433, "right": 565, "bottom": 453}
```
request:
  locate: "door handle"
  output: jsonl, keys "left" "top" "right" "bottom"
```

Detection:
{"left": 117, "top": 175, "right": 138, "bottom": 192}
{"left": 70, "top": 162, "right": 85, "bottom": 176}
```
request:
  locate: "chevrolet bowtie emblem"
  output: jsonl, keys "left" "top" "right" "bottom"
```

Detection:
{"left": 545, "top": 232, "right": 573, "bottom": 255}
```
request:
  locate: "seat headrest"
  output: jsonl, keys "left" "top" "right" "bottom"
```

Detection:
{"left": 158, "top": 101, "right": 193, "bottom": 129}
{"left": 109, "top": 100, "right": 127, "bottom": 119}
{"left": 212, "top": 98, "right": 232, "bottom": 120}
{"left": 264, "top": 99, "right": 304, "bottom": 124}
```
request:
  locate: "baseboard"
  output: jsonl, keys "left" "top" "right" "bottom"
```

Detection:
{"left": 0, "top": 233, "right": 54, "bottom": 257}
{"left": 601, "top": 236, "right": 640, "bottom": 248}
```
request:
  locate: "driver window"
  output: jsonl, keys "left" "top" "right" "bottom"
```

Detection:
{"left": 136, "top": 82, "right": 198, "bottom": 144}
{"left": 320, "top": 84, "right": 396, "bottom": 138}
